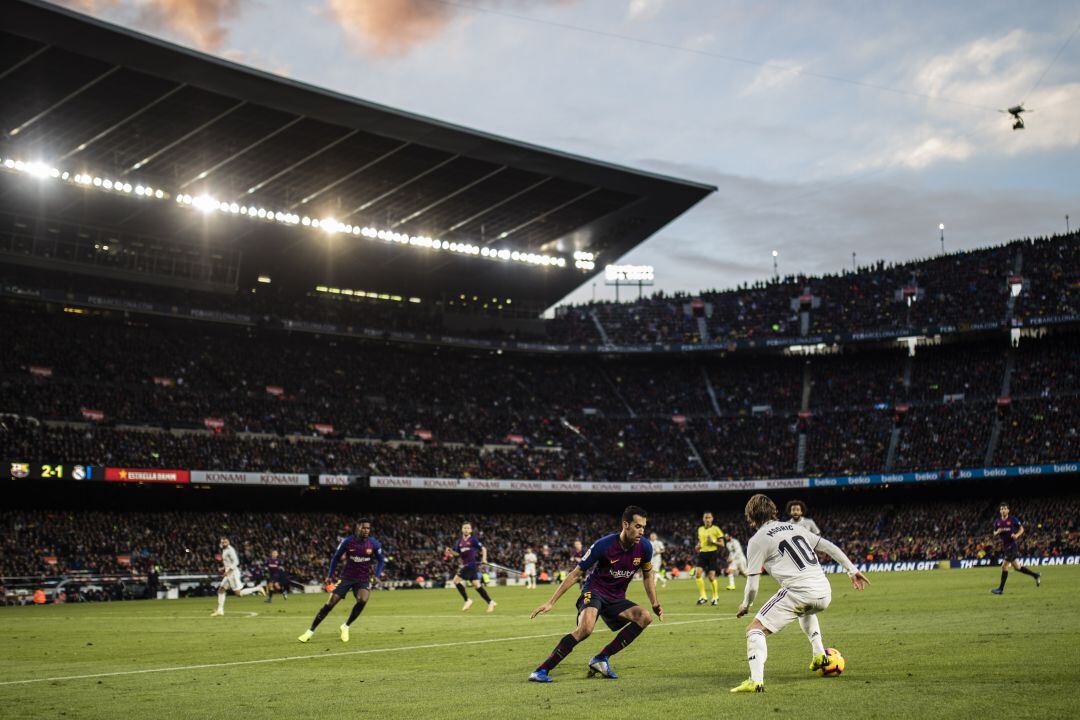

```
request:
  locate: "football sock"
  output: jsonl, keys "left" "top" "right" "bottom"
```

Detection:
{"left": 1016, "top": 566, "right": 1038, "bottom": 578}
{"left": 998, "top": 569, "right": 1009, "bottom": 590}
{"left": 600, "top": 622, "right": 645, "bottom": 657}
{"left": 309, "top": 603, "right": 333, "bottom": 631}
{"left": 216, "top": 593, "right": 225, "bottom": 612}
{"left": 345, "top": 600, "right": 367, "bottom": 626}
{"left": 747, "top": 629, "right": 768, "bottom": 683}
{"left": 454, "top": 582, "right": 469, "bottom": 601}
{"left": 798, "top": 614, "right": 825, "bottom": 656}
{"left": 476, "top": 586, "right": 493, "bottom": 603}
{"left": 710, "top": 578, "right": 719, "bottom": 599}
{"left": 728, "top": 573, "right": 735, "bottom": 588}
{"left": 695, "top": 576, "right": 706, "bottom": 599}
{"left": 538, "top": 634, "right": 579, "bottom": 672}
{"left": 238, "top": 587, "right": 259, "bottom": 596}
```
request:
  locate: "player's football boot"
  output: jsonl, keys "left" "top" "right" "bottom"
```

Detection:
{"left": 727, "top": 585, "right": 736, "bottom": 591}
{"left": 990, "top": 588, "right": 1004, "bottom": 595}
{"left": 339, "top": 623, "right": 350, "bottom": 643}
{"left": 696, "top": 598, "right": 708, "bottom": 605}
{"left": 462, "top": 598, "right": 474, "bottom": 611}
{"left": 730, "top": 679, "right": 765, "bottom": 693}
{"left": 710, "top": 598, "right": 719, "bottom": 606}
{"left": 210, "top": 609, "right": 224, "bottom": 616}
{"left": 588, "top": 655, "right": 618, "bottom": 679}
{"left": 528, "top": 669, "right": 553, "bottom": 683}
{"left": 809, "top": 653, "right": 827, "bottom": 672}
{"left": 297, "top": 630, "right": 314, "bottom": 643}
{"left": 1035, "top": 573, "right": 1042, "bottom": 587}
{"left": 486, "top": 601, "right": 497, "bottom": 613}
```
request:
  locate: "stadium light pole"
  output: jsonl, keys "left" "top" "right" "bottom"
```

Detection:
{"left": 772, "top": 250, "right": 779, "bottom": 282}
{"left": 1067, "top": 214, "right": 1070, "bottom": 233}
{"left": 939, "top": 223, "right": 945, "bottom": 254}
{"left": 852, "top": 252, "right": 856, "bottom": 273}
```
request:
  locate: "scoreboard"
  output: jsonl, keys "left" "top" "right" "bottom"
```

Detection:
{"left": 7, "top": 462, "right": 103, "bottom": 480}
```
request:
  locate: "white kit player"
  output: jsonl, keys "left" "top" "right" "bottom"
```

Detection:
{"left": 212, "top": 537, "right": 264, "bottom": 616}
{"left": 648, "top": 532, "right": 668, "bottom": 587}
{"left": 724, "top": 533, "right": 747, "bottom": 591}
{"left": 731, "top": 494, "right": 869, "bottom": 693}
{"left": 785, "top": 499, "right": 821, "bottom": 535}
{"left": 524, "top": 547, "right": 538, "bottom": 589}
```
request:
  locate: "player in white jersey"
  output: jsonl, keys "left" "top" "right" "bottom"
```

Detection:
{"left": 648, "top": 532, "right": 668, "bottom": 587}
{"left": 724, "top": 533, "right": 747, "bottom": 591}
{"left": 731, "top": 494, "right": 869, "bottom": 693}
{"left": 785, "top": 499, "right": 821, "bottom": 535}
{"left": 524, "top": 548, "right": 538, "bottom": 589}
{"left": 211, "top": 537, "right": 265, "bottom": 616}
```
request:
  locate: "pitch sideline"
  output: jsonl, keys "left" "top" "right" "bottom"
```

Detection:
{"left": 0, "top": 616, "right": 734, "bottom": 687}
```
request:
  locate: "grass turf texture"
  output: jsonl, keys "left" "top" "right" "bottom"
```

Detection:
{"left": 1, "top": 567, "right": 1077, "bottom": 719}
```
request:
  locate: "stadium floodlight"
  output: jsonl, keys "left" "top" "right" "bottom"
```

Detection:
{"left": 257, "top": 275, "right": 272, "bottom": 284}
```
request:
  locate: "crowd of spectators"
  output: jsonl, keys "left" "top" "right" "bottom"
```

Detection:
{"left": 3, "top": 495, "right": 1078, "bottom": 588}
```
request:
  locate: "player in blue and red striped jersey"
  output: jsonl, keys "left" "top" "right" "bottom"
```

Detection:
{"left": 528, "top": 505, "right": 663, "bottom": 682}
{"left": 990, "top": 501, "right": 1041, "bottom": 595}
{"left": 264, "top": 550, "right": 288, "bottom": 603}
{"left": 298, "top": 519, "right": 385, "bottom": 643}
{"left": 445, "top": 521, "right": 496, "bottom": 612}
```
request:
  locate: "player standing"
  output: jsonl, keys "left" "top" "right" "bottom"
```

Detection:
{"left": 299, "top": 519, "right": 385, "bottom": 643}
{"left": 524, "top": 547, "right": 538, "bottom": 589}
{"left": 694, "top": 512, "right": 724, "bottom": 605}
{"left": 731, "top": 494, "right": 869, "bottom": 693}
{"left": 785, "top": 500, "right": 821, "bottom": 535}
{"left": 211, "top": 537, "right": 265, "bottom": 616}
{"left": 445, "top": 522, "right": 496, "bottom": 612}
{"left": 990, "top": 501, "right": 1041, "bottom": 594}
{"left": 724, "top": 533, "right": 747, "bottom": 591}
{"left": 528, "top": 505, "right": 662, "bottom": 683}
{"left": 648, "top": 532, "right": 668, "bottom": 588}
{"left": 264, "top": 549, "right": 288, "bottom": 603}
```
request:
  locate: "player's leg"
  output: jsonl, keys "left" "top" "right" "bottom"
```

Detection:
{"left": 598, "top": 604, "right": 652, "bottom": 659}
{"left": 265, "top": 581, "right": 274, "bottom": 603}
{"left": 212, "top": 580, "right": 228, "bottom": 615}
{"left": 799, "top": 612, "right": 827, "bottom": 668}
{"left": 299, "top": 588, "right": 343, "bottom": 641}
{"left": 727, "top": 563, "right": 736, "bottom": 589}
{"left": 471, "top": 578, "right": 496, "bottom": 611}
{"left": 1013, "top": 561, "right": 1041, "bottom": 584}
{"left": 452, "top": 573, "right": 471, "bottom": 609}
{"left": 993, "top": 559, "right": 1012, "bottom": 594}
{"left": 344, "top": 588, "right": 370, "bottom": 627}
{"left": 694, "top": 565, "right": 707, "bottom": 603}
{"left": 731, "top": 619, "right": 772, "bottom": 692}
{"left": 708, "top": 569, "right": 720, "bottom": 604}
{"left": 531, "top": 605, "right": 598, "bottom": 681}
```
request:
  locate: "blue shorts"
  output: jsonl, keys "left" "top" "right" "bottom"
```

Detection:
{"left": 332, "top": 578, "right": 371, "bottom": 598}
{"left": 457, "top": 566, "right": 480, "bottom": 582}
{"left": 577, "top": 591, "right": 636, "bottom": 632}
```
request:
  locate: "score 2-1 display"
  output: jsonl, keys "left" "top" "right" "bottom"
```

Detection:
{"left": 7, "top": 462, "right": 103, "bottom": 480}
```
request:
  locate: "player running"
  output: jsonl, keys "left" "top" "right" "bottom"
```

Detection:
{"left": 524, "top": 547, "right": 538, "bottom": 589}
{"left": 648, "top": 532, "right": 668, "bottom": 588}
{"left": 724, "top": 533, "right": 747, "bottom": 591}
{"left": 695, "top": 511, "right": 724, "bottom": 605}
{"left": 990, "top": 501, "right": 1041, "bottom": 595}
{"left": 786, "top": 500, "right": 821, "bottom": 535}
{"left": 264, "top": 549, "right": 288, "bottom": 603}
{"left": 528, "top": 505, "right": 662, "bottom": 683}
{"left": 445, "top": 522, "right": 496, "bottom": 612}
{"left": 731, "top": 494, "right": 869, "bottom": 693}
{"left": 211, "top": 537, "right": 265, "bottom": 615}
{"left": 298, "top": 519, "right": 385, "bottom": 643}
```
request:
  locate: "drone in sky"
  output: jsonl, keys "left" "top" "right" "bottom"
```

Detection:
{"left": 999, "top": 104, "right": 1030, "bottom": 130}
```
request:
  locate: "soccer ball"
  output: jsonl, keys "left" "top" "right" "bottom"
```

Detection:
{"left": 817, "top": 647, "right": 845, "bottom": 676}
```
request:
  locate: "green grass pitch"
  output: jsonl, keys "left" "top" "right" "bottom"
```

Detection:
{"left": 2, "top": 567, "right": 1077, "bottom": 719}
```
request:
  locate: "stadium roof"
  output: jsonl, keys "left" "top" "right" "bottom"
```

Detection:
{"left": 0, "top": 0, "right": 713, "bottom": 309}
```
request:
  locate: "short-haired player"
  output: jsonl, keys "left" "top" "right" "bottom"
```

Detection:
{"left": 524, "top": 547, "right": 538, "bottom": 590}
{"left": 648, "top": 532, "right": 668, "bottom": 588}
{"left": 528, "top": 506, "right": 662, "bottom": 683}
{"left": 990, "top": 502, "right": 1041, "bottom": 594}
{"left": 211, "top": 537, "right": 265, "bottom": 616}
{"left": 695, "top": 512, "right": 724, "bottom": 605}
{"left": 445, "top": 522, "right": 496, "bottom": 612}
{"left": 724, "top": 533, "right": 747, "bottom": 591}
{"left": 731, "top": 494, "right": 869, "bottom": 693}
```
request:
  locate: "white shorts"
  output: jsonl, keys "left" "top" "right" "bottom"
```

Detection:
{"left": 755, "top": 588, "right": 830, "bottom": 634}
{"left": 728, "top": 558, "right": 747, "bottom": 575}
{"left": 524, "top": 564, "right": 536, "bottom": 577}
{"left": 220, "top": 569, "right": 243, "bottom": 591}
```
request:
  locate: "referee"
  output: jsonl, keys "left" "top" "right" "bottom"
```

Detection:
{"left": 694, "top": 511, "right": 724, "bottom": 605}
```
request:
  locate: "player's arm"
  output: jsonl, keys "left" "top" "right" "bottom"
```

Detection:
{"left": 373, "top": 540, "right": 387, "bottom": 582}
{"left": 737, "top": 574, "right": 760, "bottom": 618}
{"left": 530, "top": 566, "right": 582, "bottom": 618}
{"left": 815, "top": 537, "right": 870, "bottom": 590}
{"left": 480, "top": 543, "right": 488, "bottom": 565}
{"left": 1013, "top": 522, "right": 1024, "bottom": 540}
{"left": 326, "top": 538, "right": 347, "bottom": 583}
{"left": 641, "top": 562, "right": 663, "bottom": 621}
{"left": 737, "top": 537, "right": 766, "bottom": 617}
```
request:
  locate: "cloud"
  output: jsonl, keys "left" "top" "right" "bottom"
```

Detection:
{"left": 324, "top": 0, "right": 458, "bottom": 57}
{"left": 56, "top": 0, "right": 246, "bottom": 51}
{"left": 626, "top": 0, "right": 667, "bottom": 22}
{"left": 740, "top": 59, "right": 805, "bottom": 96}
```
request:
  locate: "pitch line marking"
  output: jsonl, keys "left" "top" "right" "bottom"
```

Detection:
{"left": 0, "top": 617, "right": 733, "bottom": 687}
